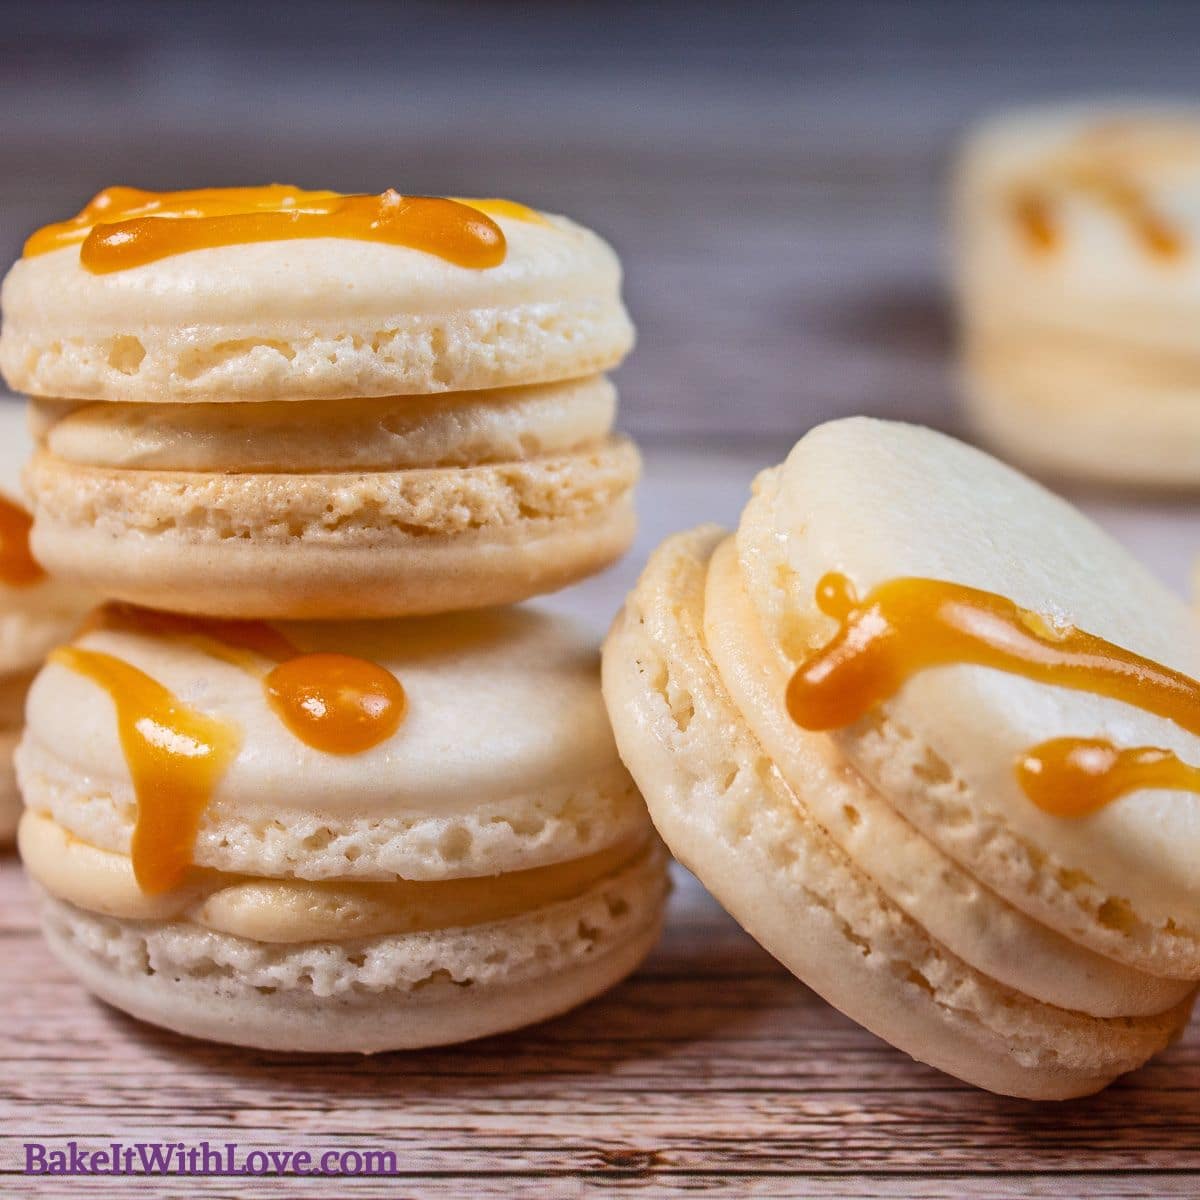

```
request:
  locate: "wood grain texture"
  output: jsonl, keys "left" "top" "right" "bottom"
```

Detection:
{"left": 4, "top": 851, "right": 1200, "bottom": 1199}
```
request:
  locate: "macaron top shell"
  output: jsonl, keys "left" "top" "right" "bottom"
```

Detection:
{"left": 737, "top": 418, "right": 1200, "bottom": 953}
{"left": 29, "top": 606, "right": 617, "bottom": 815}
{"left": 21, "top": 606, "right": 644, "bottom": 880}
{"left": 0, "top": 206, "right": 634, "bottom": 402}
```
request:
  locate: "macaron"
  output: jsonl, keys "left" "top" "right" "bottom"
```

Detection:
{"left": 1, "top": 188, "right": 638, "bottom": 618}
{"left": 603, "top": 418, "right": 1199, "bottom": 1098}
{"left": 955, "top": 104, "right": 1200, "bottom": 485}
{"left": 19, "top": 603, "right": 666, "bottom": 1051}
{"left": 0, "top": 402, "right": 90, "bottom": 841}
{"left": 1, "top": 188, "right": 634, "bottom": 402}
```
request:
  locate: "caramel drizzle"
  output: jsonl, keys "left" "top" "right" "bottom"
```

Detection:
{"left": 51, "top": 646, "right": 239, "bottom": 894}
{"left": 1010, "top": 190, "right": 1059, "bottom": 253}
{"left": 59, "top": 605, "right": 407, "bottom": 892}
{"left": 786, "top": 573, "right": 1200, "bottom": 816}
{"left": 78, "top": 603, "right": 296, "bottom": 667}
{"left": 87, "top": 604, "right": 407, "bottom": 754}
{"left": 1018, "top": 738, "right": 1200, "bottom": 818}
{"left": 0, "top": 493, "right": 45, "bottom": 587}
{"left": 1011, "top": 170, "right": 1183, "bottom": 259}
{"left": 24, "top": 185, "right": 543, "bottom": 274}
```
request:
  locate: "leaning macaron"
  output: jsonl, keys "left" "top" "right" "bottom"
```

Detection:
{"left": 955, "top": 104, "right": 1200, "bottom": 485}
{"left": 603, "top": 418, "right": 1200, "bottom": 1098}
{"left": 2, "top": 188, "right": 638, "bottom": 618}
{"left": 19, "top": 603, "right": 666, "bottom": 1051}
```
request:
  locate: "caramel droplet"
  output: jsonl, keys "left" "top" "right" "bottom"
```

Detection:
{"left": 1018, "top": 737, "right": 1200, "bottom": 818}
{"left": 51, "top": 646, "right": 240, "bottom": 894}
{"left": 264, "top": 652, "right": 407, "bottom": 755}
{"left": 0, "top": 493, "right": 45, "bottom": 587}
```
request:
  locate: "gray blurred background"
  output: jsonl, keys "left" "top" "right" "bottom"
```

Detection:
{"left": 4, "top": 0, "right": 1200, "bottom": 453}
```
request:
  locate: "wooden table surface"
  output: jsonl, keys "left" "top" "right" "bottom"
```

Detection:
{"left": 5, "top": 858, "right": 1200, "bottom": 1200}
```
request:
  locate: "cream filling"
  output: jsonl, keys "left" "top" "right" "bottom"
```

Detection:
{"left": 966, "top": 327, "right": 1200, "bottom": 409}
{"left": 19, "top": 808, "right": 649, "bottom": 943}
{"left": 32, "top": 375, "right": 616, "bottom": 473}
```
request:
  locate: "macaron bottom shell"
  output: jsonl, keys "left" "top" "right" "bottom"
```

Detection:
{"left": 33, "top": 839, "right": 667, "bottom": 1053}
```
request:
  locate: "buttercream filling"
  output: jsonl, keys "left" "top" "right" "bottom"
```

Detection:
{"left": 31, "top": 375, "right": 615, "bottom": 473}
{"left": 967, "top": 328, "right": 1200, "bottom": 400}
{"left": 19, "top": 808, "right": 650, "bottom": 943}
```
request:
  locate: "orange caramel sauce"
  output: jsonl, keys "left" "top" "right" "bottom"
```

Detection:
{"left": 454, "top": 196, "right": 546, "bottom": 225}
{"left": 265, "top": 653, "right": 407, "bottom": 756}
{"left": 1018, "top": 737, "right": 1200, "bottom": 818}
{"left": 1011, "top": 190, "right": 1059, "bottom": 253}
{"left": 84, "top": 603, "right": 405, "bottom": 754}
{"left": 50, "top": 645, "right": 240, "bottom": 894}
{"left": 23, "top": 185, "right": 542, "bottom": 274}
{"left": 58, "top": 606, "right": 408, "bottom": 890}
{"left": 83, "top": 603, "right": 298, "bottom": 668}
{"left": 786, "top": 573, "right": 1200, "bottom": 817}
{"left": 1011, "top": 172, "right": 1183, "bottom": 260}
{"left": 0, "top": 493, "right": 45, "bottom": 586}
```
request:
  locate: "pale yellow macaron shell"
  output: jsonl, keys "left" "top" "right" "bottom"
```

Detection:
{"left": 961, "top": 327, "right": 1200, "bottom": 485}
{"left": 19, "top": 606, "right": 651, "bottom": 881}
{"left": 33, "top": 841, "right": 667, "bottom": 1053}
{"left": 0, "top": 402, "right": 90, "bottom": 842}
{"left": 0, "top": 207, "right": 635, "bottom": 402}
{"left": 19, "top": 805, "right": 654, "bottom": 943}
{"left": 737, "top": 418, "right": 1200, "bottom": 978}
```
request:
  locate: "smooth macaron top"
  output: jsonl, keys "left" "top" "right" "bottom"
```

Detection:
{"left": 0, "top": 187, "right": 634, "bottom": 402}
{"left": 957, "top": 104, "right": 1200, "bottom": 347}
{"left": 25, "top": 606, "right": 626, "bottom": 825}
{"left": 737, "top": 418, "right": 1200, "bottom": 945}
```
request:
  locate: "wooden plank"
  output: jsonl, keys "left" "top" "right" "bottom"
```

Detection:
{"left": 4, "top": 857, "right": 1200, "bottom": 1197}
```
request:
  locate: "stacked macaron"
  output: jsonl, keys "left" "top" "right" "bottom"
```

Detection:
{"left": 604, "top": 418, "right": 1200, "bottom": 1098}
{"left": 5, "top": 187, "right": 639, "bottom": 617}
{"left": 955, "top": 104, "right": 1200, "bottom": 486}
{"left": 1, "top": 186, "right": 666, "bottom": 1051}
{"left": 0, "top": 404, "right": 90, "bottom": 842}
